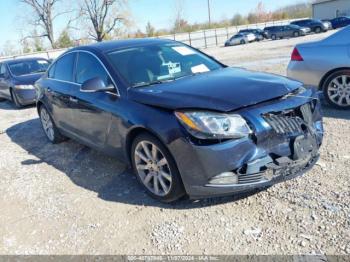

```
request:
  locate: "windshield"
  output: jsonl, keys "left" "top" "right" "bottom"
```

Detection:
{"left": 107, "top": 43, "right": 223, "bottom": 87}
{"left": 8, "top": 59, "right": 50, "bottom": 76}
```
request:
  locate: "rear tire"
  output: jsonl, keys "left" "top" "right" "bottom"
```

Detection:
{"left": 240, "top": 40, "right": 246, "bottom": 45}
{"left": 315, "top": 27, "right": 321, "bottom": 33}
{"left": 131, "top": 133, "right": 185, "bottom": 203}
{"left": 39, "top": 105, "right": 67, "bottom": 143}
{"left": 271, "top": 34, "right": 277, "bottom": 40}
{"left": 323, "top": 70, "right": 350, "bottom": 109}
{"left": 293, "top": 31, "right": 300, "bottom": 37}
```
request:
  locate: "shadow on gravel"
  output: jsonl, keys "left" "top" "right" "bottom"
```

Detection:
{"left": 0, "top": 100, "right": 35, "bottom": 111}
{"left": 6, "top": 118, "right": 262, "bottom": 209}
{"left": 322, "top": 104, "right": 350, "bottom": 121}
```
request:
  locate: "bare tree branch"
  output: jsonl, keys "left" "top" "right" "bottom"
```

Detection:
{"left": 20, "top": 0, "right": 72, "bottom": 48}
{"left": 80, "top": 0, "right": 127, "bottom": 42}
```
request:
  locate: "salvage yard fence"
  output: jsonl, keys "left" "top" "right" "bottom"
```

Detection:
{"left": 0, "top": 18, "right": 308, "bottom": 62}
{"left": 157, "top": 18, "right": 308, "bottom": 49}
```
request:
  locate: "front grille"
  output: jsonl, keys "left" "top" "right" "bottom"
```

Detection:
{"left": 238, "top": 172, "right": 263, "bottom": 184}
{"left": 263, "top": 103, "right": 313, "bottom": 135}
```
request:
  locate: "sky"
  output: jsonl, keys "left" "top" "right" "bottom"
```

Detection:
{"left": 0, "top": 0, "right": 299, "bottom": 52}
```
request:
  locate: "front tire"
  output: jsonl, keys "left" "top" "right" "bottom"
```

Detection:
{"left": 240, "top": 40, "right": 246, "bottom": 45}
{"left": 323, "top": 70, "right": 350, "bottom": 109}
{"left": 131, "top": 133, "right": 185, "bottom": 203}
{"left": 315, "top": 27, "right": 321, "bottom": 33}
{"left": 39, "top": 105, "right": 67, "bottom": 143}
{"left": 293, "top": 31, "right": 300, "bottom": 37}
{"left": 271, "top": 34, "right": 277, "bottom": 40}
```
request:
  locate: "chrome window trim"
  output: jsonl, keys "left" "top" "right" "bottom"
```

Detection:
{"left": 47, "top": 78, "right": 81, "bottom": 87}
{"left": 47, "top": 50, "right": 121, "bottom": 97}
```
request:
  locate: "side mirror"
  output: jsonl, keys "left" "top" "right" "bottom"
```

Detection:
{"left": 80, "top": 77, "right": 115, "bottom": 93}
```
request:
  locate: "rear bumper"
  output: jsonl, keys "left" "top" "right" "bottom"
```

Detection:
{"left": 13, "top": 88, "right": 36, "bottom": 105}
{"left": 169, "top": 88, "right": 323, "bottom": 199}
{"left": 287, "top": 61, "right": 324, "bottom": 88}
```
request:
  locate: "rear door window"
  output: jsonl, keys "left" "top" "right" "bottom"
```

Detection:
{"left": 0, "top": 63, "right": 6, "bottom": 77}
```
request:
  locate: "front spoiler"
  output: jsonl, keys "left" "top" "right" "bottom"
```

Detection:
{"left": 188, "top": 154, "right": 319, "bottom": 199}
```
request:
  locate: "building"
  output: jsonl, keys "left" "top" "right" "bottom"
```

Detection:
{"left": 312, "top": 0, "right": 350, "bottom": 20}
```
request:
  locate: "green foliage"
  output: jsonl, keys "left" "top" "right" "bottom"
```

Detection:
{"left": 56, "top": 30, "right": 74, "bottom": 49}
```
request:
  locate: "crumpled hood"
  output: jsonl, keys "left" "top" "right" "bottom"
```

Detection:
{"left": 12, "top": 73, "right": 44, "bottom": 85}
{"left": 128, "top": 67, "right": 302, "bottom": 112}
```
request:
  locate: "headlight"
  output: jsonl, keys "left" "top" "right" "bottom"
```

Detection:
{"left": 175, "top": 111, "right": 252, "bottom": 140}
{"left": 15, "top": 85, "right": 35, "bottom": 90}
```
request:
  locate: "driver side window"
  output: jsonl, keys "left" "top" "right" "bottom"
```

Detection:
{"left": 75, "top": 52, "right": 111, "bottom": 86}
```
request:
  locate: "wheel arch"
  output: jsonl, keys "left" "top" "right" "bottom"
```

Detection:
{"left": 320, "top": 67, "right": 350, "bottom": 90}
{"left": 36, "top": 100, "right": 44, "bottom": 114}
{"left": 125, "top": 126, "right": 168, "bottom": 165}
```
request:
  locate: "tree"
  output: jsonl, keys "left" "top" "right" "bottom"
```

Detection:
{"left": 247, "top": 12, "right": 258, "bottom": 24}
{"left": 145, "top": 21, "right": 155, "bottom": 37}
{"left": 1, "top": 41, "right": 17, "bottom": 56}
{"left": 56, "top": 30, "right": 74, "bottom": 48}
{"left": 134, "top": 29, "right": 145, "bottom": 38}
{"left": 20, "top": 0, "right": 71, "bottom": 48}
{"left": 33, "top": 30, "right": 44, "bottom": 51}
{"left": 21, "top": 39, "right": 32, "bottom": 54}
{"left": 231, "top": 13, "right": 248, "bottom": 26}
{"left": 172, "top": 0, "right": 186, "bottom": 33}
{"left": 80, "top": 0, "right": 128, "bottom": 42}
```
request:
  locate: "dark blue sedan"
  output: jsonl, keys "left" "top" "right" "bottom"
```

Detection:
{"left": 0, "top": 58, "right": 50, "bottom": 107}
{"left": 330, "top": 16, "right": 350, "bottom": 29}
{"left": 35, "top": 39, "right": 323, "bottom": 202}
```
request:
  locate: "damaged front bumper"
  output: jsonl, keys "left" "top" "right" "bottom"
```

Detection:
{"left": 169, "top": 87, "right": 323, "bottom": 199}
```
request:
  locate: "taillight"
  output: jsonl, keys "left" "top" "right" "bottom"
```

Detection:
{"left": 291, "top": 47, "right": 303, "bottom": 61}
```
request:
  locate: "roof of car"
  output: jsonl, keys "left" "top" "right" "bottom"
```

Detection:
{"left": 1, "top": 57, "right": 49, "bottom": 64}
{"left": 72, "top": 38, "right": 176, "bottom": 53}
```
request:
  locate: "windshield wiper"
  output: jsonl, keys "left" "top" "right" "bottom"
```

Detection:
{"left": 132, "top": 71, "right": 210, "bottom": 88}
{"left": 132, "top": 79, "right": 175, "bottom": 88}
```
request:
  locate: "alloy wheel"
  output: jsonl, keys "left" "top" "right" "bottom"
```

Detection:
{"left": 40, "top": 107, "right": 55, "bottom": 141}
{"left": 327, "top": 75, "right": 350, "bottom": 107}
{"left": 134, "top": 141, "right": 172, "bottom": 196}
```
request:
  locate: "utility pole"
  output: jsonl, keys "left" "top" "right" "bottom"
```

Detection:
{"left": 207, "top": 0, "right": 211, "bottom": 28}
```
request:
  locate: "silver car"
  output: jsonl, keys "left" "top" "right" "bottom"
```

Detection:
{"left": 287, "top": 26, "right": 350, "bottom": 108}
{"left": 225, "top": 33, "right": 255, "bottom": 47}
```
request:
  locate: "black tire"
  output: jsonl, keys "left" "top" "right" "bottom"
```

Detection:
{"left": 131, "top": 133, "right": 185, "bottom": 203}
{"left": 39, "top": 104, "right": 67, "bottom": 143}
{"left": 10, "top": 89, "right": 23, "bottom": 108}
{"left": 314, "top": 27, "right": 321, "bottom": 33}
{"left": 323, "top": 70, "right": 350, "bottom": 109}
{"left": 240, "top": 40, "right": 246, "bottom": 45}
{"left": 293, "top": 31, "right": 300, "bottom": 37}
{"left": 271, "top": 34, "right": 277, "bottom": 40}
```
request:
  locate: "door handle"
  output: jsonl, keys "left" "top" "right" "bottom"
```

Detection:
{"left": 69, "top": 97, "right": 78, "bottom": 103}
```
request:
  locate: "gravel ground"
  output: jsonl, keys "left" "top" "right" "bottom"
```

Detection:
{"left": 0, "top": 31, "right": 349, "bottom": 255}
